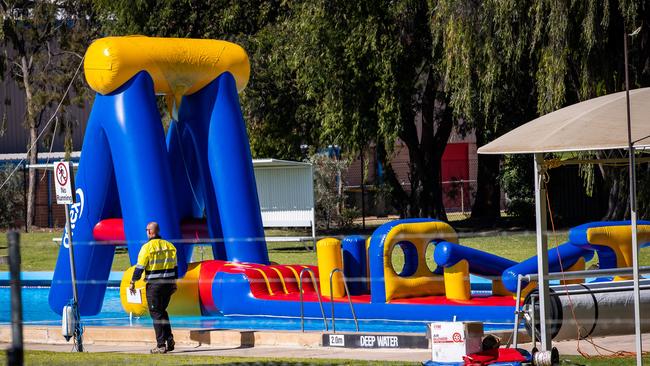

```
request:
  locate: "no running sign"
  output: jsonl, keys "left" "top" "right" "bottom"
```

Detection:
{"left": 54, "top": 161, "right": 74, "bottom": 204}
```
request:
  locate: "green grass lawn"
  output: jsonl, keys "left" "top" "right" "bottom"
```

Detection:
{"left": 0, "top": 350, "right": 648, "bottom": 365}
{"left": 0, "top": 230, "right": 132, "bottom": 271}
{"left": 0, "top": 350, "right": 415, "bottom": 365}
{"left": 460, "top": 230, "right": 650, "bottom": 268}
{"left": 1, "top": 227, "right": 649, "bottom": 271}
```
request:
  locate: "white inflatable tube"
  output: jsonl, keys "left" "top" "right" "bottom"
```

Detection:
{"left": 523, "top": 279, "right": 650, "bottom": 340}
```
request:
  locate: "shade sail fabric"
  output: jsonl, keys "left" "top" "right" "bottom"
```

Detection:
{"left": 478, "top": 88, "right": 650, "bottom": 154}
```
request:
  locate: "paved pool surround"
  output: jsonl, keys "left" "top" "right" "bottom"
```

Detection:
{"left": 0, "top": 326, "right": 322, "bottom": 347}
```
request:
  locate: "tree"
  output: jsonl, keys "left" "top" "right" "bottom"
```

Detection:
{"left": 1, "top": 0, "right": 99, "bottom": 228}
{"left": 93, "top": 0, "right": 466, "bottom": 220}
{"left": 432, "top": 0, "right": 650, "bottom": 222}
{"left": 240, "top": 23, "right": 319, "bottom": 160}
{"left": 432, "top": 0, "right": 538, "bottom": 221}
{"left": 93, "top": 0, "right": 314, "bottom": 159}
{"left": 523, "top": 0, "right": 650, "bottom": 220}
{"left": 0, "top": 163, "right": 23, "bottom": 227}
{"left": 286, "top": 0, "right": 457, "bottom": 219}
{"left": 310, "top": 153, "right": 353, "bottom": 229}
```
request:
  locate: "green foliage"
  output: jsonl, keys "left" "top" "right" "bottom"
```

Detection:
{"left": 93, "top": 0, "right": 458, "bottom": 219}
{"left": 338, "top": 206, "right": 361, "bottom": 229}
{"left": 500, "top": 155, "right": 534, "bottom": 220}
{"left": 287, "top": 0, "right": 386, "bottom": 152}
{"left": 0, "top": 350, "right": 409, "bottom": 365}
{"left": 0, "top": 164, "right": 24, "bottom": 228}
{"left": 93, "top": 1, "right": 310, "bottom": 160}
{"left": 431, "top": 0, "right": 539, "bottom": 219}
{"left": 241, "top": 24, "right": 317, "bottom": 160}
{"left": 432, "top": 0, "right": 650, "bottom": 220}
{"left": 633, "top": 158, "right": 650, "bottom": 219}
{"left": 1, "top": 0, "right": 98, "bottom": 137}
{"left": 94, "top": 0, "right": 287, "bottom": 40}
{"left": 287, "top": 0, "right": 456, "bottom": 219}
{"left": 310, "top": 153, "right": 351, "bottom": 230}
{"left": 1, "top": 0, "right": 101, "bottom": 227}
{"left": 3, "top": 0, "right": 648, "bottom": 226}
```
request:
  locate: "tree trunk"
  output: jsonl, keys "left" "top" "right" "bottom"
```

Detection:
{"left": 399, "top": 71, "right": 452, "bottom": 221}
{"left": 419, "top": 82, "right": 453, "bottom": 221}
{"left": 21, "top": 55, "right": 38, "bottom": 229}
{"left": 601, "top": 166, "right": 629, "bottom": 221}
{"left": 471, "top": 130, "right": 502, "bottom": 220}
{"left": 377, "top": 142, "right": 409, "bottom": 217}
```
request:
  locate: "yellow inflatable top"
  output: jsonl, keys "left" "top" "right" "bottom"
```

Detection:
{"left": 83, "top": 36, "right": 250, "bottom": 103}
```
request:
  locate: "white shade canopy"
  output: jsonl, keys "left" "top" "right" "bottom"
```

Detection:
{"left": 478, "top": 87, "right": 650, "bottom": 154}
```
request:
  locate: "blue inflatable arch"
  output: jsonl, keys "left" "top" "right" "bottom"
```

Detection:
{"left": 49, "top": 70, "right": 269, "bottom": 315}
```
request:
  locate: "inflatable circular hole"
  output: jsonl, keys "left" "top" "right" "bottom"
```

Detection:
{"left": 391, "top": 244, "right": 405, "bottom": 275}
{"left": 390, "top": 241, "right": 418, "bottom": 277}
{"left": 425, "top": 241, "right": 438, "bottom": 273}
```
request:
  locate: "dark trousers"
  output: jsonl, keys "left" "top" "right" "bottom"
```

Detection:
{"left": 146, "top": 282, "right": 177, "bottom": 348}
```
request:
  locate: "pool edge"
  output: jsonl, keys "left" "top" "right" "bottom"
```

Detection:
{"left": 0, "top": 325, "right": 528, "bottom": 349}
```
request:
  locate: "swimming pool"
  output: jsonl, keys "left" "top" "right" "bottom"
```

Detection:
{"left": 0, "top": 286, "right": 515, "bottom": 333}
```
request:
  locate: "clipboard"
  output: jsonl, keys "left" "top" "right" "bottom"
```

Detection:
{"left": 126, "top": 288, "right": 142, "bottom": 304}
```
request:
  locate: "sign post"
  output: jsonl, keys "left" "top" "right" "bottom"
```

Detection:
{"left": 54, "top": 161, "right": 83, "bottom": 351}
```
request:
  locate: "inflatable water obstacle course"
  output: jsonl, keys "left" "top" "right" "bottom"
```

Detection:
{"left": 49, "top": 37, "right": 650, "bottom": 330}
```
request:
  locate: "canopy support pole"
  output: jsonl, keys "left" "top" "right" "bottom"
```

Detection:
{"left": 534, "top": 153, "right": 552, "bottom": 351}
{"left": 624, "top": 27, "right": 643, "bottom": 365}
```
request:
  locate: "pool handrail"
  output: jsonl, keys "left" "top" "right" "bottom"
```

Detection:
{"left": 329, "top": 267, "right": 359, "bottom": 333}
{"left": 298, "top": 267, "right": 328, "bottom": 332}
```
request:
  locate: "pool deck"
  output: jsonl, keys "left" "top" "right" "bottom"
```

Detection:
{"left": 2, "top": 325, "right": 650, "bottom": 362}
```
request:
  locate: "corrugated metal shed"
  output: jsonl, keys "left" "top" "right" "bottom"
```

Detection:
{"left": 0, "top": 73, "right": 90, "bottom": 154}
{"left": 252, "top": 159, "right": 315, "bottom": 239}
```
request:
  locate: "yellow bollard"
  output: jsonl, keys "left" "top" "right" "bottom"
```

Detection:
{"left": 317, "top": 238, "right": 346, "bottom": 298}
{"left": 444, "top": 259, "right": 471, "bottom": 301}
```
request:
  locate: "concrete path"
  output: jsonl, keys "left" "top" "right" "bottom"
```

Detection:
{"left": 5, "top": 334, "right": 650, "bottom": 362}
{"left": 519, "top": 333, "right": 650, "bottom": 357}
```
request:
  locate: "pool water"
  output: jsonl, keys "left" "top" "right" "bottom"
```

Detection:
{"left": 0, "top": 287, "right": 512, "bottom": 333}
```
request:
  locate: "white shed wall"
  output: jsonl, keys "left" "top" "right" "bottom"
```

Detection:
{"left": 253, "top": 164, "right": 315, "bottom": 229}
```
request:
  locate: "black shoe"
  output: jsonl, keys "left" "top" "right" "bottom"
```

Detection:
{"left": 166, "top": 339, "right": 175, "bottom": 352}
{"left": 150, "top": 346, "right": 167, "bottom": 354}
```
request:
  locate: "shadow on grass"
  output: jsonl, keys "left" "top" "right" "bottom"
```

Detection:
{"left": 179, "top": 361, "right": 330, "bottom": 366}
{"left": 180, "top": 363, "right": 375, "bottom": 366}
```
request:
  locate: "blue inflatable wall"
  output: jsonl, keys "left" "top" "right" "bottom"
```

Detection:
{"left": 342, "top": 235, "right": 368, "bottom": 295}
{"left": 50, "top": 71, "right": 269, "bottom": 315}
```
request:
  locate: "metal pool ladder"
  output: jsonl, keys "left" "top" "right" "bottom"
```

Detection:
{"left": 329, "top": 268, "right": 359, "bottom": 333}
{"left": 298, "top": 267, "right": 328, "bottom": 332}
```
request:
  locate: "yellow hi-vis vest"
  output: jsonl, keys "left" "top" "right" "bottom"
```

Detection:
{"left": 135, "top": 238, "right": 178, "bottom": 283}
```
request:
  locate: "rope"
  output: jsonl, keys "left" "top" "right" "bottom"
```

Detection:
{"left": 66, "top": 298, "right": 84, "bottom": 352}
{"left": 0, "top": 56, "right": 85, "bottom": 191}
{"left": 39, "top": 116, "right": 59, "bottom": 184}
{"left": 544, "top": 175, "right": 648, "bottom": 360}
{"left": 533, "top": 348, "right": 558, "bottom": 366}
{"left": 545, "top": 188, "right": 585, "bottom": 348}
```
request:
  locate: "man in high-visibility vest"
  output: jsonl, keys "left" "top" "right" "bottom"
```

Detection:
{"left": 129, "top": 222, "right": 178, "bottom": 354}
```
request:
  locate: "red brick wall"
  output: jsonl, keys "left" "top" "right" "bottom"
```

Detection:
{"left": 343, "top": 141, "right": 477, "bottom": 213}
{"left": 32, "top": 170, "right": 67, "bottom": 228}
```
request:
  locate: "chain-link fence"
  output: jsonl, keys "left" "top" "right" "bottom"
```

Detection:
{"left": 442, "top": 179, "right": 475, "bottom": 221}
{"left": 346, "top": 178, "right": 481, "bottom": 227}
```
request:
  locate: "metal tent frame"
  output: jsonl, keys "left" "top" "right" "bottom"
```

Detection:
{"left": 478, "top": 85, "right": 650, "bottom": 365}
